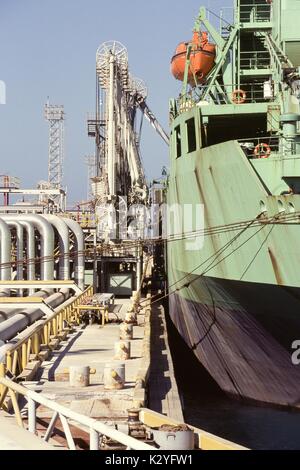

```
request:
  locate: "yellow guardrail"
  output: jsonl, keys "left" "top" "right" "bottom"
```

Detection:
{"left": 0, "top": 280, "right": 82, "bottom": 295}
{"left": 64, "top": 211, "right": 99, "bottom": 228}
{"left": 0, "top": 285, "right": 93, "bottom": 380}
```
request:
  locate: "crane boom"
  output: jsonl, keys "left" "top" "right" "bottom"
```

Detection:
{"left": 136, "top": 95, "right": 170, "bottom": 146}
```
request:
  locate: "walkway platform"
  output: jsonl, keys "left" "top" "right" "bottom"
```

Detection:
{"left": 148, "top": 303, "right": 184, "bottom": 422}
{"left": 20, "top": 298, "right": 184, "bottom": 423}
{"left": 0, "top": 412, "right": 61, "bottom": 450}
{"left": 29, "top": 298, "right": 144, "bottom": 418}
{"left": 0, "top": 296, "right": 185, "bottom": 449}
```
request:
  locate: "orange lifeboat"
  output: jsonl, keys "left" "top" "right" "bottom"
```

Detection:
{"left": 171, "top": 31, "right": 215, "bottom": 85}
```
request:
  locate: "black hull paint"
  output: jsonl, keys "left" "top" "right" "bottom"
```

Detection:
{"left": 168, "top": 274, "right": 300, "bottom": 407}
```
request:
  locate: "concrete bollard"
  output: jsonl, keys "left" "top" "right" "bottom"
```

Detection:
{"left": 125, "top": 310, "right": 137, "bottom": 324}
{"left": 69, "top": 365, "right": 90, "bottom": 387}
{"left": 104, "top": 362, "right": 125, "bottom": 390}
{"left": 120, "top": 322, "right": 133, "bottom": 340}
{"left": 131, "top": 290, "right": 140, "bottom": 304}
{"left": 114, "top": 340, "right": 131, "bottom": 360}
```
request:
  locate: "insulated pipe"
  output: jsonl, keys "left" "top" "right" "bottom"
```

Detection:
{"left": 1, "top": 221, "right": 24, "bottom": 282}
{"left": 0, "top": 218, "right": 32, "bottom": 295}
{"left": 0, "top": 219, "right": 11, "bottom": 282}
{"left": 0, "top": 288, "right": 54, "bottom": 324}
{"left": 14, "top": 222, "right": 24, "bottom": 282}
{"left": 19, "top": 221, "right": 35, "bottom": 295}
{"left": 0, "top": 220, "right": 38, "bottom": 297}
{"left": 62, "top": 218, "right": 85, "bottom": 290}
{"left": 20, "top": 221, "right": 35, "bottom": 282}
{"left": 0, "top": 289, "right": 71, "bottom": 342}
{"left": 7, "top": 221, "right": 23, "bottom": 297}
{"left": 41, "top": 215, "right": 70, "bottom": 280}
{"left": 0, "top": 214, "right": 54, "bottom": 280}
{"left": 0, "top": 293, "right": 77, "bottom": 362}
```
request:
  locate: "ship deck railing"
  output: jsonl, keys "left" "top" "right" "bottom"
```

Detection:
{"left": 174, "top": 81, "right": 274, "bottom": 116}
{"left": 238, "top": 135, "right": 300, "bottom": 159}
{"left": 240, "top": 50, "right": 271, "bottom": 70}
{"left": 239, "top": 3, "right": 271, "bottom": 23}
{"left": 238, "top": 136, "right": 280, "bottom": 159}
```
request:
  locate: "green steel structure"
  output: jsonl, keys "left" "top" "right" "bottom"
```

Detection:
{"left": 167, "top": 0, "right": 300, "bottom": 406}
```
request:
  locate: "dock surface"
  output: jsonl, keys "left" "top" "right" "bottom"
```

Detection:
{"left": 0, "top": 412, "right": 61, "bottom": 450}
{"left": 20, "top": 298, "right": 184, "bottom": 423}
{"left": 33, "top": 298, "right": 144, "bottom": 418}
{"left": 148, "top": 303, "right": 184, "bottom": 422}
{"left": 0, "top": 296, "right": 184, "bottom": 449}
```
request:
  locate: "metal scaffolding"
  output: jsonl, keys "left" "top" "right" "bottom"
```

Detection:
{"left": 44, "top": 101, "right": 65, "bottom": 205}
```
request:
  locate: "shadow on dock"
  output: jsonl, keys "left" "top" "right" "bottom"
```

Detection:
{"left": 148, "top": 303, "right": 184, "bottom": 422}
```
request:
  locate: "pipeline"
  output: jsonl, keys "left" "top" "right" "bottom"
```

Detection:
{"left": 0, "top": 288, "right": 70, "bottom": 343}
{"left": 2, "top": 221, "right": 24, "bottom": 298}
{"left": 0, "top": 219, "right": 11, "bottom": 296}
{"left": 0, "top": 220, "right": 37, "bottom": 297}
{"left": 0, "top": 289, "right": 54, "bottom": 324}
{"left": 62, "top": 218, "right": 85, "bottom": 290}
{"left": 0, "top": 215, "right": 84, "bottom": 290}
{"left": 41, "top": 215, "right": 70, "bottom": 280}
{"left": 0, "top": 215, "right": 84, "bottom": 343}
{"left": 0, "top": 292, "right": 76, "bottom": 362}
{"left": 0, "top": 214, "right": 54, "bottom": 280}
{"left": 19, "top": 221, "right": 36, "bottom": 294}
{"left": 7, "top": 221, "right": 24, "bottom": 282}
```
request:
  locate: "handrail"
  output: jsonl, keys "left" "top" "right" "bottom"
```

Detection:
{"left": 64, "top": 210, "right": 99, "bottom": 228}
{"left": 239, "top": 3, "right": 271, "bottom": 23}
{"left": 0, "top": 286, "right": 93, "bottom": 377}
{"left": 0, "top": 376, "right": 153, "bottom": 450}
{"left": 237, "top": 135, "right": 300, "bottom": 159}
{"left": 238, "top": 136, "right": 279, "bottom": 158}
{"left": 239, "top": 50, "right": 270, "bottom": 69}
{"left": 175, "top": 80, "right": 277, "bottom": 113}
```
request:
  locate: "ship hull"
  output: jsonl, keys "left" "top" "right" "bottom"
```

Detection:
{"left": 168, "top": 272, "right": 300, "bottom": 407}
{"left": 167, "top": 137, "right": 300, "bottom": 407}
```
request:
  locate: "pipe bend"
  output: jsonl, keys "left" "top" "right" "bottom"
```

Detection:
{"left": 62, "top": 217, "right": 85, "bottom": 291}
{"left": 0, "top": 214, "right": 54, "bottom": 280}
{"left": 41, "top": 215, "right": 70, "bottom": 280}
{"left": 2, "top": 221, "right": 24, "bottom": 282}
{"left": 19, "top": 221, "right": 35, "bottom": 292}
{"left": 0, "top": 219, "right": 11, "bottom": 295}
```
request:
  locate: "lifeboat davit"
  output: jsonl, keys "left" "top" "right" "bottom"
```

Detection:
{"left": 171, "top": 31, "right": 215, "bottom": 85}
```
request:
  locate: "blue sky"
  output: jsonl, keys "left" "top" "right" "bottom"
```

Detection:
{"left": 0, "top": 0, "right": 226, "bottom": 206}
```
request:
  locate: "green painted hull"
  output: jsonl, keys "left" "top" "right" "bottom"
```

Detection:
{"left": 167, "top": 137, "right": 300, "bottom": 406}
{"left": 166, "top": 0, "right": 300, "bottom": 406}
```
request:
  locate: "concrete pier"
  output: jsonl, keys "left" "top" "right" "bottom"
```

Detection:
{"left": 0, "top": 413, "right": 63, "bottom": 450}
{"left": 31, "top": 298, "right": 145, "bottom": 418}
{"left": 16, "top": 297, "right": 183, "bottom": 424}
{"left": 0, "top": 294, "right": 184, "bottom": 449}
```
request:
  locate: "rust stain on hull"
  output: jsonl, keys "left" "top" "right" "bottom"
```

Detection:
{"left": 268, "top": 247, "right": 284, "bottom": 285}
